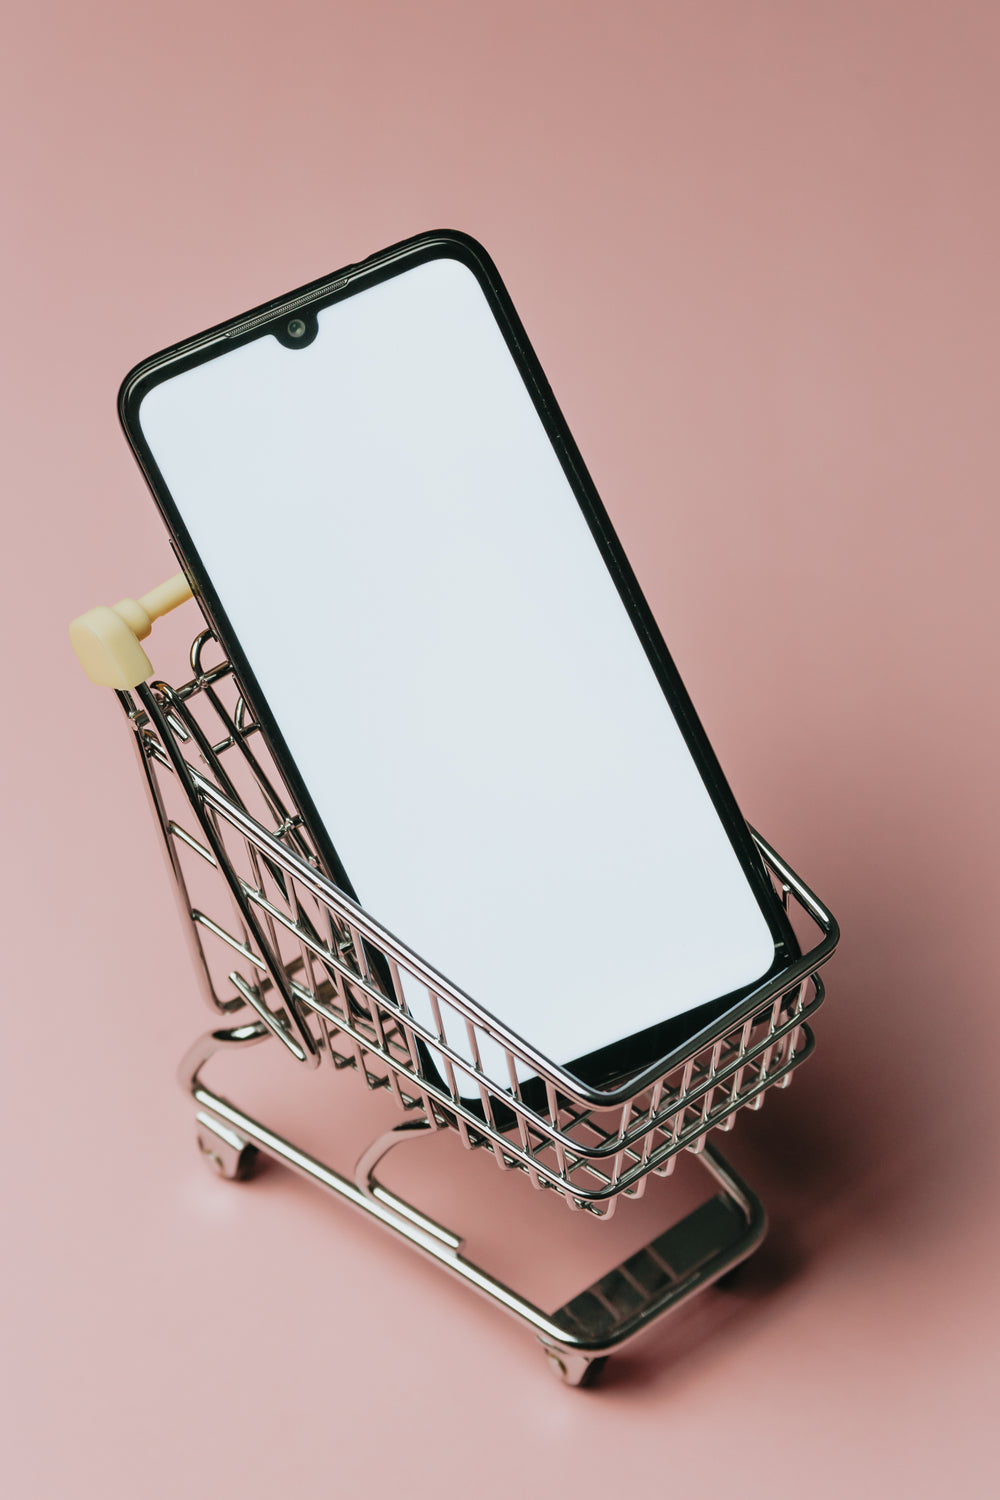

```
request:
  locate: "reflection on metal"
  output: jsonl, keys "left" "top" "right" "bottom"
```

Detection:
{"left": 116, "top": 627, "right": 837, "bottom": 1383}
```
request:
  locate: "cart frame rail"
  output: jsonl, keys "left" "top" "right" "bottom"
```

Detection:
{"left": 71, "top": 583, "right": 838, "bottom": 1383}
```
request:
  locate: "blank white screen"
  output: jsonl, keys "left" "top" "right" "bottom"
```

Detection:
{"left": 139, "top": 255, "right": 775, "bottom": 1074}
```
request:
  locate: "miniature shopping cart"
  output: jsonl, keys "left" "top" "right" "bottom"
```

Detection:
{"left": 71, "top": 574, "right": 839, "bottom": 1385}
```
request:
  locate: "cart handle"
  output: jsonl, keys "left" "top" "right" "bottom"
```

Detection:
{"left": 70, "top": 571, "right": 193, "bottom": 688}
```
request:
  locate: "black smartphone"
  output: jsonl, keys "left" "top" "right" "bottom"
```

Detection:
{"left": 119, "top": 229, "right": 797, "bottom": 1096}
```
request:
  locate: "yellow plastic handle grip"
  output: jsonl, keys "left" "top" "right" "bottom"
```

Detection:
{"left": 69, "top": 571, "right": 194, "bottom": 688}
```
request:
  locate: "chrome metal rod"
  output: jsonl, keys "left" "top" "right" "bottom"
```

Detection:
{"left": 183, "top": 1023, "right": 767, "bottom": 1358}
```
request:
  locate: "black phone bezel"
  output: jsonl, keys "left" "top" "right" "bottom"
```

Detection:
{"left": 118, "top": 227, "right": 799, "bottom": 1097}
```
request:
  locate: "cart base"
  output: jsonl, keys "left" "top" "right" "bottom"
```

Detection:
{"left": 185, "top": 1022, "right": 767, "bottom": 1386}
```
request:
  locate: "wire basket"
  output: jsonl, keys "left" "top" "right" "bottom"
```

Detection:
{"left": 124, "top": 629, "right": 837, "bottom": 1220}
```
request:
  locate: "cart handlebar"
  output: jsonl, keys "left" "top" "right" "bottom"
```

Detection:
{"left": 70, "top": 571, "right": 193, "bottom": 688}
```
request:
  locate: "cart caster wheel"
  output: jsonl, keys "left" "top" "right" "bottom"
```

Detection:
{"left": 196, "top": 1113, "right": 260, "bottom": 1181}
{"left": 542, "top": 1348, "right": 609, "bottom": 1388}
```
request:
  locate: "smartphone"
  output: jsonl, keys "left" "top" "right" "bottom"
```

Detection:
{"left": 119, "top": 230, "right": 796, "bottom": 1096}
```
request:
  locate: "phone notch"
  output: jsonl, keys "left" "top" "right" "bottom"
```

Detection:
{"left": 272, "top": 309, "right": 319, "bottom": 349}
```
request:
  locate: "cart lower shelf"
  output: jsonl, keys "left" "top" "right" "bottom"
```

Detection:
{"left": 185, "top": 1019, "right": 768, "bottom": 1386}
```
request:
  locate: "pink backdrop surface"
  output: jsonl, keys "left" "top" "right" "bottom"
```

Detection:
{"left": 2, "top": 2, "right": 998, "bottom": 1495}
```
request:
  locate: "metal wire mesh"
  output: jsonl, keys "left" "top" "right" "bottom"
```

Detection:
{"left": 123, "top": 630, "right": 836, "bottom": 1217}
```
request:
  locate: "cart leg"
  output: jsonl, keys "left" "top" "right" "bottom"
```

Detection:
{"left": 195, "top": 1109, "right": 260, "bottom": 1181}
{"left": 540, "top": 1346, "right": 609, "bottom": 1387}
{"left": 354, "top": 1118, "right": 464, "bottom": 1250}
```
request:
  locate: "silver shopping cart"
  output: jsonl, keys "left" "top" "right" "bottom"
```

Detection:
{"left": 71, "top": 574, "right": 838, "bottom": 1386}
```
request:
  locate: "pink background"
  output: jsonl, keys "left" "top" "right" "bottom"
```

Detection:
{"left": 3, "top": 1, "right": 998, "bottom": 1494}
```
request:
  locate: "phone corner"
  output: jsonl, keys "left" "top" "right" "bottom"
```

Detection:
{"left": 117, "top": 355, "right": 155, "bottom": 436}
